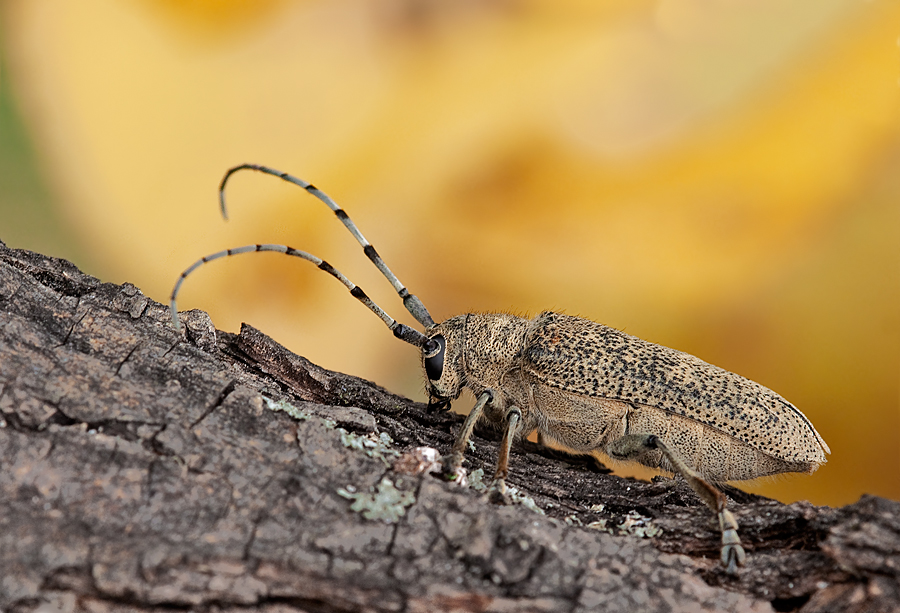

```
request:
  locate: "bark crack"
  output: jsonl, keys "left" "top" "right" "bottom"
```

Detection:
{"left": 190, "top": 379, "right": 237, "bottom": 428}
{"left": 114, "top": 343, "right": 142, "bottom": 377}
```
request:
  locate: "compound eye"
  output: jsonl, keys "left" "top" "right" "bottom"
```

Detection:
{"left": 423, "top": 335, "right": 446, "bottom": 381}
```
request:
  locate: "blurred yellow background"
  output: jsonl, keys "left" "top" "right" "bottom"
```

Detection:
{"left": 1, "top": 0, "right": 897, "bottom": 507}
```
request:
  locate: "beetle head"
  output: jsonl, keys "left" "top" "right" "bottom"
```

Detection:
{"left": 423, "top": 315, "right": 467, "bottom": 411}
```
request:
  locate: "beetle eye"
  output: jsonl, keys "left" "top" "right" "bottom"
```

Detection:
{"left": 423, "top": 335, "right": 446, "bottom": 381}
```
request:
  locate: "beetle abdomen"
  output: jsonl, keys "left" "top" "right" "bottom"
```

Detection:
{"left": 522, "top": 311, "right": 830, "bottom": 468}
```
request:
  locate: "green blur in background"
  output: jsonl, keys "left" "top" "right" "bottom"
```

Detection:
{"left": 0, "top": 0, "right": 898, "bottom": 507}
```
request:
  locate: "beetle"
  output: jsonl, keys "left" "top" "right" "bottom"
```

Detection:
{"left": 170, "top": 164, "right": 830, "bottom": 574}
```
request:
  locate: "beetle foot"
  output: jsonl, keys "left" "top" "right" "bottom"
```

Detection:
{"left": 486, "top": 478, "right": 511, "bottom": 505}
{"left": 719, "top": 508, "right": 746, "bottom": 575}
{"left": 722, "top": 543, "right": 746, "bottom": 576}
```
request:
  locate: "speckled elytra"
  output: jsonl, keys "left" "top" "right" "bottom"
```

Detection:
{"left": 171, "top": 164, "right": 830, "bottom": 575}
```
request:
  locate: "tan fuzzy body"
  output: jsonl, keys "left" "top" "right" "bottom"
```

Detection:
{"left": 429, "top": 311, "right": 830, "bottom": 482}
{"left": 177, "top": 164, "right": 829, "bottom": 573}
{"left": 179, "top": 164, "right": 805, "bottom": 573}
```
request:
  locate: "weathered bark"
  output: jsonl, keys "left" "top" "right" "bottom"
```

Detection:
{"left": 0, "top": 239, "right": 897, "bottom": 613}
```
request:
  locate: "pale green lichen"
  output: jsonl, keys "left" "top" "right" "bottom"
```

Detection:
{"left": 616, "top": 510, "right": 663, "bottom": 538}
{"left": 586, "top": 510, "right": 662, "bottom": 538}
{"left": 587, "top": 518, "right": 609, "bottom": 532}
{"left": 467, "top": 468, "right": 487, "bottom": 492}
{"left": 338, "top": 429, "right": 399, "bottom": 466}
{"left": 264, "top": 397, "right": 337, "bottom": 428}
{"left": 265, "top": 397, "right": 398, "bottom": 465}
{"left": 465, "top": 468, "right": 543, "bottom": 515}
{"left": 506, "top": 485, "right": 545, "bottom": 515}
{"left": 337, "top": 477, "right": 415, "bottom": 523}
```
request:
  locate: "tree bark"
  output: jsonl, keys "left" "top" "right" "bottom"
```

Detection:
{"left": 1, "top": 240, "right": 897, "bottom": 613}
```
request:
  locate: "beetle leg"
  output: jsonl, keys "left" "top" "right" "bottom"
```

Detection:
{"left": 487, "top": 406, "right": 522, "bottom": 502}
{"left": 445, "top": 390, "right": 493, "bottom": 481}
{"left": 608, "top": 433, "right": 747, "bottom": 575}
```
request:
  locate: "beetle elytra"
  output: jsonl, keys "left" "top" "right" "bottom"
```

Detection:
{"left": 171, "top": 164, "right": 830, "bottom": 575}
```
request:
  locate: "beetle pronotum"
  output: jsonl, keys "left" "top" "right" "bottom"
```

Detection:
{"left": 171, "top": 164, "right": 830, "bottom": 574}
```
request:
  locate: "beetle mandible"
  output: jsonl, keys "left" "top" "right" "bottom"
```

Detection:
{"left": 170, "top": 164, "right": 831, "bottom": 575}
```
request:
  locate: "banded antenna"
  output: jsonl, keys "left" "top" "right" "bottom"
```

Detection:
{"left": 221, "top": 164, "right": 434, "bottom": 328}
{"left": 169, "top": 165, "right": 436, "bottom": 350}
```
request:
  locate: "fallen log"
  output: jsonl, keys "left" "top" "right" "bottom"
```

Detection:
{"left": 1, "top": 240, "right": 897, "bottom": 613}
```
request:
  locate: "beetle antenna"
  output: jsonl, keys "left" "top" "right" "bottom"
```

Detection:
{"left": 169, "top": 243, "right": 433, "bottom": 349}
{"left": 219, "top": 164, "right": 435, "bottom": 328}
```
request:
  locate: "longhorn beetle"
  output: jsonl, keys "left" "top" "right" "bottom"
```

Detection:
{"left": 171, "top": 164, "right": 831, "bottom": 575}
